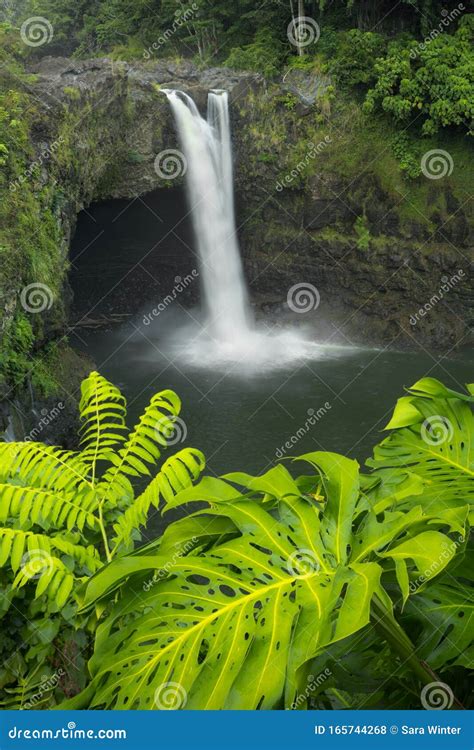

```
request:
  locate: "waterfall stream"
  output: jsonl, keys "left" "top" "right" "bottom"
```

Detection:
{"left": 164, "top": 90, "right": 252, "bottom": 344}
{"left": 162, "top": 89, "right": 340, "bottom": 370}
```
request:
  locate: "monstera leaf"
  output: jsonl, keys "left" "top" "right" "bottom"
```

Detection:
{"left": 367, "top": 378, "right": 474, "bottom": 523}
{"left": 67, "top": 453, "right": 456, "bottom": 710}
{"left": 403, "top": 579, "right": 474, "bottom": 670}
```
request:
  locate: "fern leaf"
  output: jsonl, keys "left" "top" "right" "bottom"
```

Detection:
{"left": 99, "top": 390, "right": 182, "bottom": 506}
{"left": 0, "top": 482, "right": 98, "bottom": 531}
{"left": 0, "top": 442, "right": 92, "bottom": 493}
{"left": 79, "top": 372, "right": 128, "bottom": 476}
{"left": 0, "top": 528, "right": 100, "bottom": 574}
{"left": 111, "top": 448, "right": 205, "bottom": 550}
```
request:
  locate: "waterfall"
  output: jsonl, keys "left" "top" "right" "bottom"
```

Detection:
{"left": 160, "top": 89, "right": 335, "bottom": 370}
{"left": 164, "top": 90, "right": 252, "bottom": 345}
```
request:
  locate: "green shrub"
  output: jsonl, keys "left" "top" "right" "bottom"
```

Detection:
{"left": 225, "top": 29, "right": 285, "bottom": 78}
{"left": 364, "top": 16, "right": 474, "bottom": 136}
{"left": 331, "top": 29, "right": 387, "bottom": 87}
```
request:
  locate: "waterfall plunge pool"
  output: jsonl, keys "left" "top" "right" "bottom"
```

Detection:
{"left": 69, "top": 90, "right": 473, "bottom": 530}
{"left": 69, "top": 189, "right": 473, "bottom": 536}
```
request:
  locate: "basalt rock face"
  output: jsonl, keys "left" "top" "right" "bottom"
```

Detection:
{"left": 0, "top": 56, "right": 472, "bottom": 417}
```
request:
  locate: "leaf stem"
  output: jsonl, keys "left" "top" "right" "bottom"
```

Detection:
{"left": 97, "top": 505, "right": 112, "bottom": 563}
{"left": 371, "top": 597, "right": 464, "bottom": 709}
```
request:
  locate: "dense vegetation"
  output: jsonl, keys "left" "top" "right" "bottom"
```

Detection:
{"left": 1, "top": 0, "right": 473, "bottom": 140}
{"left": 0, "top": 372, "right": 472, "bottom": 709}
{"left": 0, "top": 0, "right": 472, "bottom": 398}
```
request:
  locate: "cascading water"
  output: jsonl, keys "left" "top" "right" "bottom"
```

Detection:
{"left": 160, "top": 89, "right": 346, "bottom": 370}
{"left": 164, "top": 90, "right": 252, "bottom": 345}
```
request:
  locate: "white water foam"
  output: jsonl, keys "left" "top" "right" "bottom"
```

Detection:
{"left": 163, "top": 89, "right": 353, "bottom": 370}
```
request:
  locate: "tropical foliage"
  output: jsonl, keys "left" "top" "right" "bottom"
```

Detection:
{"left": 0, "top": 371, "right": 204, "bottom": 707}
{"left": 56, "top": 376, "right": 472, "bottom": 710}
{"left": 364, "top": 16, "right": 474, "bottom": 137}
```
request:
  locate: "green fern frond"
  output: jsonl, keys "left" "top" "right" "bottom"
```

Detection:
{"left": 79, "top": 372, "right": 128, "bottom": 476}
{"left": 0, "top": 483, "right": 98, "bottom": 531}
{"left": 99, "top": 390, "right": 182, "bottom": 506}
{"left": 111, "top": 448, "right": 205, "bottom": 550}
{"left": 0, "top": 442, "right": 92, "bottom": 493}
{"left": 0, "top": 528, "right": 100, "bottom": 574}
{"left": 12, "top": 554, "right": 74, "bottom": 608}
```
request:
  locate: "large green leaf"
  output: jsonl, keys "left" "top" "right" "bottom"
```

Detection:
{"left": 67, "top": 453, "right": 455, "bottom": 710}
{"left": 403, "top": 578, "right": 473, "bottom": 670}
{"left": 367, "top": 378, "right": 474, "bottom": 522}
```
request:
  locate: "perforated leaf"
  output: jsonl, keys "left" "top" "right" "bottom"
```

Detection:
{"left": 68, "top": 454, "right": 455, "bottom": 710}
{"left": 367, "top": 378, "right": 474, "bottom": 522}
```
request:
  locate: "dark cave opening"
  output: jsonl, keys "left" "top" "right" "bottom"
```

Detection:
{"left": 69, "top": 186, "right": 196, "bottom": 323}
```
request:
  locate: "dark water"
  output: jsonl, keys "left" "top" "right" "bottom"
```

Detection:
{"left": 70, "top": 189, "right": 473, "bottom": 490}
{"left": 72, "top": 319, "right": 473, "bottom": 476}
